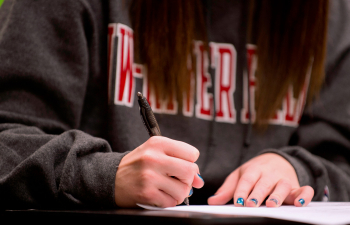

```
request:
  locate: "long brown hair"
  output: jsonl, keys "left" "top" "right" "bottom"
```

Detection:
{"left": 131, "top": 0, "right": 329, "bottom": 125}
{"left": 252, "top": 0, "right": 329, "bottom": 125}
{"left": 130, "top": 0, "right": 206, "bottom": 105}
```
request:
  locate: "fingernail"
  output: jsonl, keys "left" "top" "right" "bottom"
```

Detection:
{"left": 189, "top": 188, "right": 193, "bottom": 197}
{"left": 197, "top": 174, "right": 204, "bottom": 183}
{"left": 236, "top": 197, "right": 244, "bottom": 206}
{"left": 249, "top": 198, "right": 258, "bottom": 206}
{"left": 298, "top": 198, "right": 305, "bottom": 206}
{"left": 269, "top": 198, "right": 279, "bottom": 205}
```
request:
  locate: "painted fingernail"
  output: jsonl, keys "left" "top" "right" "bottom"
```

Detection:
{"left": 188, "top": 188, "right": 193, "bottom": 197}
{"left": 269, "top": 198, "right": 279, "bottom": 205}
{"left": 249, "top": 198, "right": 258, "bottom": 206}
{"left": 236, "top": 197, "right": 244, "bottom": 206}
{"left": 298, "top": 198, "right": 305, "bottom": 206}
{"left": 197, "top": 174, "right": 204, "bottom": 183}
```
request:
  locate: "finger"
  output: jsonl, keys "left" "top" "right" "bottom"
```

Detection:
{"left": 162, "top": 157, "right": 203, "bottom": 188}
{"left": 208, "top": 170, "right": 240, "bottom": 205}
{"left": 137, "top": 170, "right": 189, "bottom": 207}
{"left": 266, "top": 179, "right": 292, "bottom": 207}
{"left": 151, "top": 189, "right": 179, "bottom": 208}
{"left": 233, "top": 169, "right": 261, "bottom": 207}
{"left": 157, "top": 175, "right": 193, "bottom": 205}
{"left": 192, "top": 173, "right": 205, "bottom": 189}
{"left": 285, "top": 186, "right": 314, "bottom": 207}
{"left": 136, "top": 177, "right": 178, "bottom": 208}
{"left": 246, "top": 176, "right": 276, "bottom": 207}
{"left": 148, "top": 136, "right": 200, "bottom": 162}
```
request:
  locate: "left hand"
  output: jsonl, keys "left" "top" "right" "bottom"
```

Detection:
{"left": 208, "top": 153, "right": 314, "bottom": 207}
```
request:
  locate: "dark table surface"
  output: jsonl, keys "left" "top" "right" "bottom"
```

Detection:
{"left": 2, "top": 208, "right": 309, "bottom": 225}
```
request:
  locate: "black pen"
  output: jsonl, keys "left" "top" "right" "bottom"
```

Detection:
{"left": 137, "top": 92, "right": 190, "bottom": 206}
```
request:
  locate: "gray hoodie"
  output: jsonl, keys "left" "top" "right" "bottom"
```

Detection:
{"left": 0, "top": 0, "right": 349, "bottom": 209}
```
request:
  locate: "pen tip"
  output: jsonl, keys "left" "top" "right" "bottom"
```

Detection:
{"left": 184, "top": 198, "right": 189, "bottom": 206}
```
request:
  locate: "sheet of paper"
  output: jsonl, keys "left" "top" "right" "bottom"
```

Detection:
{"left": 137, "top": 202, "right": 350, "bottom": 225}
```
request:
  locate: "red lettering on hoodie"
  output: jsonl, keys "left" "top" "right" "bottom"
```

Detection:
{"left": 114, "top": 23, "right": 135, "bottom": 107}
{"left": 108, "top": 24, "right": 309, "bottom": 127}
{"left": 211, "top": 42, "right": 237, "bottom": 123}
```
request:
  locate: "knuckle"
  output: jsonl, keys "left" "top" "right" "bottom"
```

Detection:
{"left": 140, "top": 151, "right": 160, "bottom": 166}
{"left": 192, "top": 163, "right": 200, "bottom": 174}
{"left": 139, "top": 170, "right": 155, "bottom": 184}
{"left": 187, "top": 163, "right": 198, "bottom": 175}
{"left": 147, "top": 136, "right": 162, "bottom": 148}
{"left": 181, "top": 163, "right": 191, "bottom": 173}
{"left": 137, "top": 188, "right": 155, "bottom": 202}
{"left": 181, "top": 163, "right": 197, "bottom": 184}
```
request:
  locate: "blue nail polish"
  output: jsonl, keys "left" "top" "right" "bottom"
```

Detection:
{"left": 197, "top": 174, "right": 204, "bottom": 182}
{"left": 236, "top": 197, "right": 244, "bottom": 206}
{"left": 189, "top": 188, "right": 193, "bottom": 197}
{"left": 299, "top": 198, "right": 305, "bottom": 206}
{"left": 250, "top": 198, "right": 258, "bottom": 205}
{"left": 269, "top": 198, "right": 278, "bottom": 205}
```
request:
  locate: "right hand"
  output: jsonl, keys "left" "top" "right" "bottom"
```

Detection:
{"left": 114, "top": 136, "right": 204, "bottom": 208}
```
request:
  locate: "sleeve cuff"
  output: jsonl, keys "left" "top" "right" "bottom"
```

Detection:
{"left": 59, "top": 146, "right": 131, "bottom": 208}
{"left": 84, "top": 151, "right": 131, "bottom": 208}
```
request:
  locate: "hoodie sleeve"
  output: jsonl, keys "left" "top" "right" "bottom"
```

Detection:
{"left": 262, "top": 0, "right": 350, "bottom": 202}
{"left": 0, "top": 0, "right": 127, "bottom": 209}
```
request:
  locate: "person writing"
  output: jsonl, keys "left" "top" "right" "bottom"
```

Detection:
{"left": 0, "top": 0, "right": 349, "bottom": 209}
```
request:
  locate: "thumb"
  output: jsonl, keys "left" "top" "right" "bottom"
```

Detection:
{"left": 208, "top": 170, "right": 240, "bottom": 205}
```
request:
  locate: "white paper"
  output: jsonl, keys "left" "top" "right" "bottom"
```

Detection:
{"left": 137, "top": 202, "right": 350, "bottom": 225}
